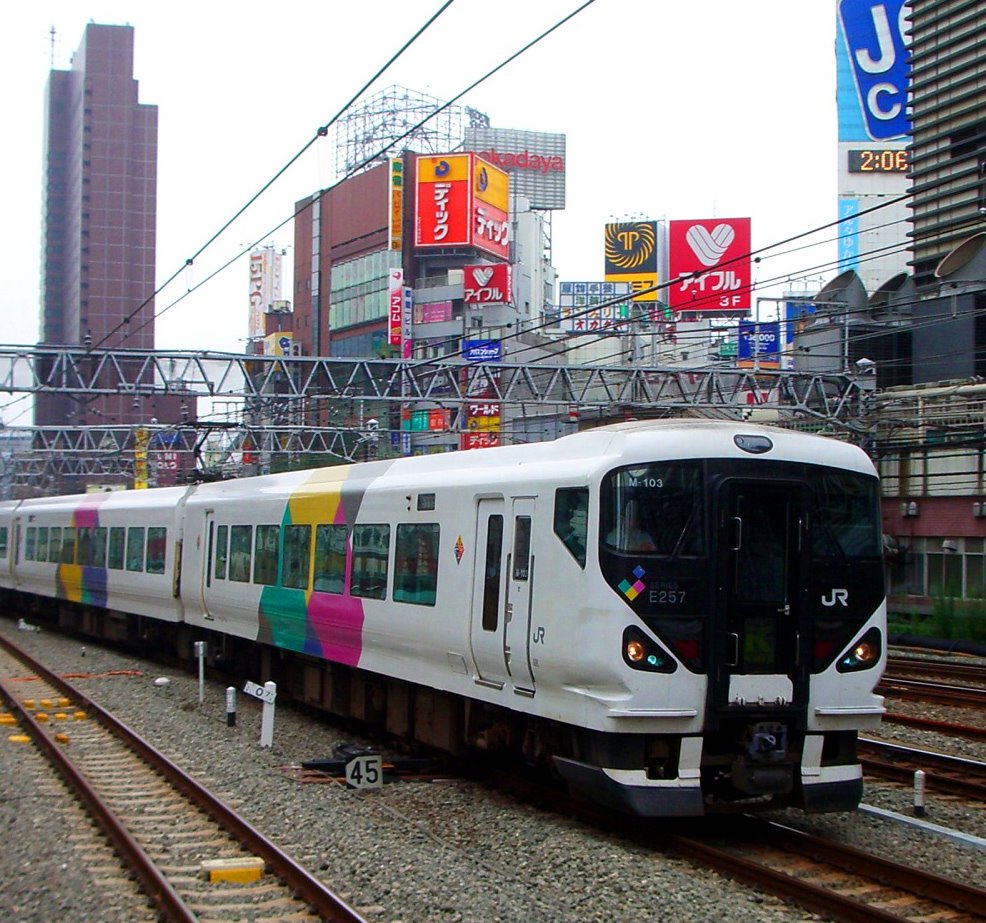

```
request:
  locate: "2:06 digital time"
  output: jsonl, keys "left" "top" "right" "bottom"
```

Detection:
{"left": 847, "top": 149, "right": 909, "bottom": 173}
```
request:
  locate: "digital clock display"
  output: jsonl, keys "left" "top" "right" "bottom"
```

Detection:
{"left": 848, "top": 149, "right": 909, "bottom": 173}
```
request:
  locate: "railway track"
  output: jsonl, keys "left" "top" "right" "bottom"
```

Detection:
{"left": 876, "top": 676, "right": 986, "bottom": 708}
{"left": 0, "top": 632, "right": 366, "bottom": 923}
{"left": 883, "top": 710, "right": 986, "bottom": 742}
{"left": 665, "top": 816, "right": 986, "bottom": 923}
{"left": 886, "top": 655, "right": 986, "bottom": 686}
{"left": 478, "top": 761, "right": 986, "bottom": 923}
{"left": 860, "top": 737, "right": 986, "bottom": 801}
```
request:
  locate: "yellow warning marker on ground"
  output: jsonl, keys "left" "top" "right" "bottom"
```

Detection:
{"left": 200, "top": 857, "right": 265, "bottom": 884}
{"left": 40, "top": 699, "right": 54, "bottom": 709}
{"left": 54, "top": 732, "right": 70, "bottom": 744}
{"left": 54, "top": 713, "right": 69, "bottom": 721}
{"left": 57, "top": 698, "right": 70, "bottom": 708}
{"left": 8, "top": 735, "right": 31, "bottom": 744}
{"left": 35, "top": 713, "right": 49, "bottom": 722}
{"left": 22, "top": 699, "right": 35, "bottom": 709}
{"left": 0, "top": 715, "right": 16, "bottom": 726}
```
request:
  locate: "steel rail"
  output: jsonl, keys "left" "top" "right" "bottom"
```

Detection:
{"left": 0, "top": 673, "right": 197, "bottom": 923}
{"left": 0, "top": 632, "right": 367, "bottom": 923}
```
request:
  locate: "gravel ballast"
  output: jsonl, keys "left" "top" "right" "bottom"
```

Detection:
{"left": 1, "top": 621, "right": 983, "bottom": 923}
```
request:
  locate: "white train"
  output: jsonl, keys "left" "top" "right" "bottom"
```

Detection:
{"left": 0, "top": 420, "right": 887, "bottom": 815}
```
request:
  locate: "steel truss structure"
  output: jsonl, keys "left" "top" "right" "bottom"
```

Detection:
{"left": 0, "top": 346, "right": 873, "bottom": 495}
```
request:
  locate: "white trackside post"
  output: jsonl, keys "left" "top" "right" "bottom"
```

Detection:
{"left": 260, "top": 681, "right": 276, "bottom": 748}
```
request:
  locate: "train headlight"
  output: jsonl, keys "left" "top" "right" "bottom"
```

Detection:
{"left": 836, "top": 627, "right": 882, "bottom": 673}
{"left": 622, "top": 626, "right": 677, "bottom": 673}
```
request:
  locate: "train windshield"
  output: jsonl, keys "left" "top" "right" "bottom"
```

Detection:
{"left": 808, "top": 469, "right": 881, "bottom": 559}
{"left": 601, "top": 462, "right": 704, "bottom": 556}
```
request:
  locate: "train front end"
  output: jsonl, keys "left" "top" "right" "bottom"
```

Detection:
{"left": 554, "top": 423, "right": 886, "bottom": 816}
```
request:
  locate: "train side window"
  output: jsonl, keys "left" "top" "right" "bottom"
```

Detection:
{"left": 36, "top": 527, "right": 48, "bottom": 562}
{"left": 92, "top": 527, "right": 107, "bottom": 567}
{"left": 314, "top": 524, "right": 347, "bottom": 593}
{"left": 49, "top": 527, "right": 62, "bottom": 563}
{"left": 482, "top": 515, "right": 503, "bottom": 631}
{"left": 229, "top": 525, "right": 252, "bottom": 583}
{"left": 215, "top": 525, "right": 229, "bottom": 580}
{"left": 146, "top": 527, "right": 167, "bottom": 575}
{"left": 108, "top": 527, "right": 125, "bottom": 570}
{"left": 25, "top": 527, "right": 36, "bottom": 562}
{"left": 253, "top": 525, "right": 280, "bottom": 586}
{"left": 394, "top": 523, "right": 440, "bottom": 606}
{"left": 282, "top": 525, "right": 311, "bottom": 590}
{"left": 351, "top": 524, "right": 389, "bottom": 600}
{"left": 554, "top": 487, "right": 588, "bottom": 567}
{"left": 61, "top": 527, "right": 77, "bottom": 564}
{"left": 512, "top": 516, "right": 532, "bottom": 581}
{"left": 0, "top": 526, "right": 7, "bottom": 559}
{"left": 126, "top": 527, "right": 145, "bottom": 572}
{"left": 77, "top": 528, "right": 92, "bottom": 566}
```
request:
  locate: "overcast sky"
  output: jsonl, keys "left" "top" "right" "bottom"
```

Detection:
{"left": 2, "top": 0, "right": 840, "bottom": 359}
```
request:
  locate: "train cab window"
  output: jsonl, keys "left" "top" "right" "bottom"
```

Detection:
{"left": 61, "top": 528, "right": 77, "bottom": 564}
{"left": 554, "top": 487, "right": 588, "bottom": 567}
{"left": 253, "top": 525, "right": 280, "bottom": 586}
{"left": 108, "top": 527, "right": 125, "bottom": 570}
{"left": 229, "top": 525, "right": 252, "bottom": 583}
{"left": 215, "top": 525, "right": 229, "bottom": 580}
{"left": 809, "top": 470, "right": 881, "bottom": 559}
{"left": 0, "top": 526, "right": 8, "bottom": 559}
{"left": 37, "top": 527, "right": 48, "bottom": 562}
{"left": 394, "top": 523, "right": 439, "bottom": 606}
{"left": 282, "top": 525, "right": 311, "bottom": 590}
{"left": 351, "top": 524, "right": 389, "bottom": 600}
{"left": 25, "top": 527, "right": 36, "bottom": 561}
{"left": 314, "top": 524, "right": 347, "bottom": 593}
{"left": 49, "top": 528, "right": 62, "bottom": 565}
{"left": 602, "top": 463, "right": 704, "bottom": 556}
{"left": 146, "top": 527, "right": 166, "bottom": 575}
{"left": 77, "top": 528, "right": 92, "bottom": 566}
{"left": 125, "top": 527, "right": 145, "bottom": 572}
{"left": 512, "top": 517, "right": 532, "bottom": 580}
{"left": 91, "top": 527, "right": 107, "bottom": 568}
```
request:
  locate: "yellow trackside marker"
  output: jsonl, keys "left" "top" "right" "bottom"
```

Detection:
{"left": 54, "top": 713, "right": 69, "bottom": 721}
{"left": 36, "top": 713, "right": 49, "bottom": 723}
{"left": 73, "top": 711, "right": 87, "bottom": 721}
{"left": 22, "top": 700, "right": 35, "bottom": 709}
{"left": 54, "top": 733, "right": 70, "bottom": 744}
{"left": 200, "top": 857, "right": 265, "bottom": 884}
{"left": 0, "top": 715, "right": 15, "bottom": 726}
{"left": 40, "top": 699, "right": 54, "bottom": 709}
{"left": 57, "top": 698, "right": 70, "bottom": 708}
{"left": 8, "top": 735, "right": 30, "bottom": 744}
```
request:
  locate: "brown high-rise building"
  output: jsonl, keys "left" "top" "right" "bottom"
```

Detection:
{"left": 37, "top": 23, "right": 159, "bottom": 429}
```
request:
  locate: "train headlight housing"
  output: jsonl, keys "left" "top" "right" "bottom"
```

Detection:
{"left": 622, "top": 626, "right": 677, "bottom": 673}
{"left": 836, "top": 627, "right": 882, "bottom": 673}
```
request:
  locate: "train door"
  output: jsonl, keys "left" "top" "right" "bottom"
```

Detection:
{"left": 712, "top": 482, "right": 807, "bottom": 712}
{"left": 470, "top": 498, "right": 510, "bottom": 688}
{"left": 200, "top": 510, "right": 217, "bottom": 620}
{"left": 504, "top": 497, "right": 536, "bottom": 696}
{"left": 469, "top": 497, "right": 537, "bottom": 695}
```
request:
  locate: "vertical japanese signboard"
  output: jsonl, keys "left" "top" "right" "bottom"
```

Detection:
{"left": 414, "top": 154, "right": 509, "bottom": 260}
{"left": 461, "top": 339, "right": 502, "bottom": 450}
{"left": 388, "top": 269, "right": 404, "bottom": 352}
{"left": 389, "top": 158, "right": 404, "bottom": 251}
{"left": 604, "top": 221, "right": 658, "bottom": 303}
{"left": 667, "top": 218, "right": 751, "bottom": 314}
